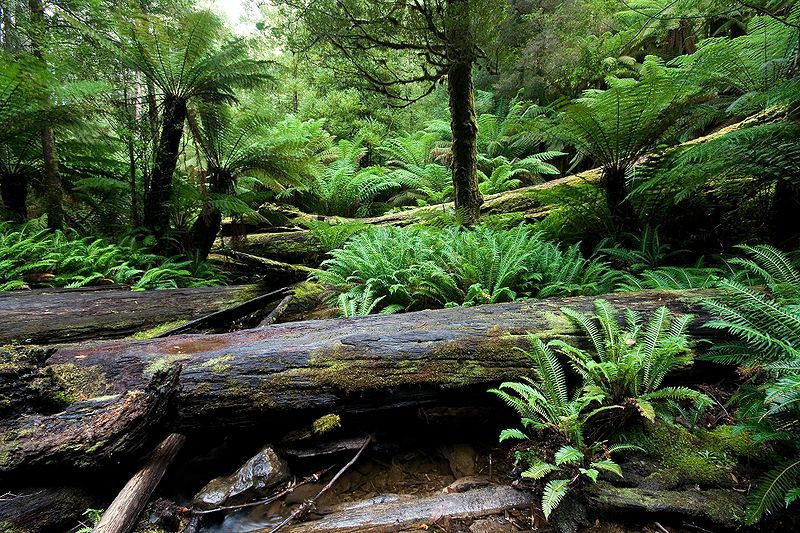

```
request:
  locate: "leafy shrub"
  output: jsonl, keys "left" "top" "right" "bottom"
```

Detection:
{"left": 315, "top": 224, "right": 618, "bottom": 313}
{"left": 0, "top": 220, "right": 225, "bottom": 291}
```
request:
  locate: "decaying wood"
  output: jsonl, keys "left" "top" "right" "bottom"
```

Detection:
{"left": 0, "top": 284, "right": 267, "bottom": 344}
{"left": 93, "top": 433, "right": 186, "bottom": 533}
{"left": 277, "top": 484, "right": 533, "bottom": 533}
{"left": 259, "top": 294, "right": 295, "bottom": 327}
{"left": 36, "top": 289, "right": 715, "bottom": 435}
{"left": 269, "top": 436, "right": 372, "bottom": 533}
{"left": 217, "top": 249, "right": 317, "bottom": 283}
{"left": 0, "top": 368, "right": 180, "bottom": 474}
{"left": 155, "top": 287, "right": 290, "bottom": 337}
{"left": 0, "top": 486, "right": 95, "bottom": 532}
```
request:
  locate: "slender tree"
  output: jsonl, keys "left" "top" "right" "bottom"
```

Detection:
{"left": 279, "top": 0, "right": 509, "bottom": 225}
{"left": 28, "top": 0, "right": 64, "bottom": 230}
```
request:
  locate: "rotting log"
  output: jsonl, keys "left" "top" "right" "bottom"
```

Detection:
{"left": 33, "top": 289, "right": 717, "bottom": 436}
{"left": 0, "top": 368, "right": 180, "bottom": 474}
{"left": 93, "top": 433, "right": 187, "bottom": 533}
{"left": 220, "top": 112, "right": 771, "bottom": 262}
{"left": 0, "top": 284, "right": 268, "bottom": 345}
{"left": 218, "top": 171, "right": 595, "bottom": 263}
{"left": 0, "top": 486, "right": 96, "bottom": 532}
{"left": 278, "top": 485, "right": 534, "bottom": 533}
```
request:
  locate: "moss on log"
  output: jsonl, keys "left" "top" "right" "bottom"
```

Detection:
{"left": 38, "top": 289, "right": 715, "bottom": 434}
{"left": 0, "top": 284, "right": 267, "bottom": 345}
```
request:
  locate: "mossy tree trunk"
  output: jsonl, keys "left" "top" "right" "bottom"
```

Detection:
{"left": 191, "top": 168, "right": 232, "bottom": 260}
{"left": 144, "top": 94, "right": 188, "bottom": 241}
{"left": 446, "top": 0, "right": 483, "bottom": 226}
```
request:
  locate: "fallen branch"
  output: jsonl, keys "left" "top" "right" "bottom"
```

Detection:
{"left": 268, "top": 436, "right": 372, "bottom": 533}
{"left": 155, "top": 286, "right": 290, "bottom": 337}
{"left": 93, "top": 433, "right": 187, "bottom": 533}
{"left": 259, "top": 294, "right": 295, "bottom": 327}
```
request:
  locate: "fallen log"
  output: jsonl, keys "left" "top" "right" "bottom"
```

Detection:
{"left": 0, "top": 284, "right": 268, "bottom": 344}
{"left": 223, "top": 171, "right": 595, "bottom": 263}
{"left": 278, "top": 485, "right": 534, "bottom": 533}
{"left": 0, "top": 486, "right": 96, "bottom": 532}
{"left": 94, "top": 433, "right": 187, "bottom": 533}
{"left": 35, "top": 289, "right": 713, "bottom": 433}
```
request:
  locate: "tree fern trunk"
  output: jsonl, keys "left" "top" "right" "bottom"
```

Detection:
{"left": 0, "top": 172, "right": 27, "bottom": 221}
{"left": 604, "top": 166, "right": 638, "bottom": 234}
{"left": 144, "top": 94, "right": 187, "bottom": 240}
{"left": 446, "top": 0, "right": 483, "bottom": 226}
{"left": 190, "top": 169, "right": 230, "bottom": 260}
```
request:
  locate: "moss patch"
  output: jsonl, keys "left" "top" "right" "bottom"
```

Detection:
{"left": 130, "top": 320, "right": 189, "bottom": 340}
{"left": 200, "top": 354, "right": 235, "bottom": 373}
{"left": 50, "top": 363, "right": 111, "bottom": 403}
{"left": 621, "top": 421, "right": 737, "bottom": 489}
{"left": 313, "top": 413, "right": 342, "bottom": 434}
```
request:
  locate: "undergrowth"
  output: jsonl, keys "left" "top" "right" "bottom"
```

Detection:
{"left": 0, "top": 220, "right": 226, "bottom": 291}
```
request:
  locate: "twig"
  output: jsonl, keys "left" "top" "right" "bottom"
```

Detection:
{"left": 267, "top": 435, "right": 372, "bottom": 533}
{"left": 654, "top": 522, "right": 670, "bottom": 533}
{"left": 258, "top": 294, "right": 294, "bottom": 327}
{"left": 193, "top": 466, "right": 334, "bottom": 515}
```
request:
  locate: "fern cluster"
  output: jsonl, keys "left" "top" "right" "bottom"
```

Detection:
{"left": 315, "top": 224, "right": 619, "bottom": 315}
{"left": 0, "top": 220, "right": 224, "bottom": 291}
{"left": 699, "top": 244, "right": 800, "bottom": 522}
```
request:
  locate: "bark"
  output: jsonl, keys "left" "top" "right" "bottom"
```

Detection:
{"left": 36, "top": 289, "right": 716, "bottom": 436}
{"left": 190, "top": 169, "right": 231, "bottom": 260}
{"left": 604, "top": 166, "right": 638, "bottom": 234}
{"left": 0, "top": 486, "right": 95, "bottom": 532}
{"left": 93, "top": 433, "right": 186, "bottom": 533}
{"left": 145, "top": 94, "right": 188, "bottom": 239}
{"left": 280, "top": 485, "right": 533, "bottom": 533}
{"left": 0, "top": 172, "right": 28, "bottom": 220}
{"left": 29, "top": 0, "right": 64, "bottom": 230}
{"left": 446, "top": 0, "right": 482, "bottom": 225}
{"left": 0, "top": 284, "right": 267, "bottom": 344}
{"left": 0, "top": 367, "right": 179, "bottom": 474}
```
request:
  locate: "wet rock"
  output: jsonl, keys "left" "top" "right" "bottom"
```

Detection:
{"left": 441, "top": 443, "right": 477, "bottom": 478}
{"left": 192, "top": 446, "right": 290, "bottom": 510}
{"left": 588, "top": 483, "right": 746, "bottom": 529}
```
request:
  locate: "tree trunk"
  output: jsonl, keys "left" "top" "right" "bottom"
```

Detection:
{"left": 0, "top": 289, "right": 719, "bottom": 473}
{"left": 0, "top": 284, "right": 267, "bottom": 345}
{"left": 29, "top": 0, "right": 64, "bottom": 231}
{"left": 191, "top": 169, "right": 231, "bottom": 260}
{"left": 604, "top": 166, "right": 638, "bottom": 234}
{"left": 446, "top": 0, "right": 482, "bottom": 225}
{"left": 0, "top": 172, "right": 28, "bottom": 220}
{"left": 144, "top": 94, "right": 187, "bottom": 239}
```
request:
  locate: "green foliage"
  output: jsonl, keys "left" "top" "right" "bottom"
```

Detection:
{"left": 554, "top": 300, "right": 711, "bottom": 422}
{"left": 315, "top": 225, "right": 618, "bottom": 313}
{"left": 700, "top": 245, "right": 800, "bottom": 522}
{"left": 0, "top": 220, "right": 224, "bottom": 291}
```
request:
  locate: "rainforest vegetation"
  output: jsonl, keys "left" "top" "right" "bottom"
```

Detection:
{"left": 0, "top": 0, "right": 799, "bottom": 532}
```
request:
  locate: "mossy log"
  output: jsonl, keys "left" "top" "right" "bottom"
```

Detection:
{"left": 0, "top": 284, "right": 268, "bottom": 345}
{"left": 0, "top": 289, "right": 718, "bottom": 474}
{"left": 0, "top": 486, "right": 96, "bottom": 532}
{"left": 218, "top": 171, "right": 596, "bottom": 263}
